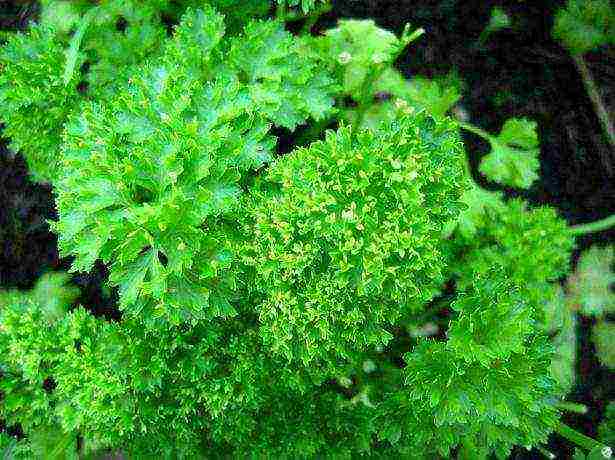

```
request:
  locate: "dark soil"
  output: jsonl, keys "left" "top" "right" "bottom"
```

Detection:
{"left": 1, "top": 0, "right": 614, "bottom": 457}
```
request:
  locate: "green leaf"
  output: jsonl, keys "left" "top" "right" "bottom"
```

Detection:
{"left": 30, "top": 272, "right": 81, "bottom": 323}
{"left": 244, "top": 112, "right": 465, "bottom": 369}
{"left": 479, "top": 6, "right": 511, "bottom": 43}
{"left": 553, "top": 0, "right": 615, "bottom": 55}
{"left": 0, "top": 271, "right": 79, "bottom": 324}
{"left": 319, "top": 19, "right": 414, "bottom": 97}
{"left": 227, "top": 20, "right": 335, "bottom": 129}
{"left": 569, "top": 245, "right": 615, "bottom": 317}
{"left": 111, "top": 248, "right": 157, "bottom": 309}
{"left": 587, "top": 445, "right": 612, "bottom": 460}
{"left": 445, "top": 183, "right": 506, "bottom": 239}
{"left": 341, "top": 70, "right": 462, "bottom": 130}
{"left": 599, "top": 402, "right": 615, "bottom": 445}
{"left": 63, "top": 7, "right": 97, "bottom": 85}
{"left": 401, "top": 74, "right": 462, "bottom": 118}
{"left": 55, "top": 8, "right": 276, "bottom": 323}
{"left": 593, "top": 320, "right": 615, "bottom": 369}
{"left": 547, "top": 288, "right": 577, "bottom": 394}
{"left": 479, "top": 117, "right": 540, "bottom": 189}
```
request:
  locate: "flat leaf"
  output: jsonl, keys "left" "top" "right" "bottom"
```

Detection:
{"left": 479, "top": 117, "right": 540, "bottom": 189}
{"left": 568, "top": 245, "right": 615, "bottom": 317}
{"left": 64, "top": 7, "right": 98, "bottom": 85}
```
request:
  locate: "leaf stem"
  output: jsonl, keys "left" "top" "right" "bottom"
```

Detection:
{"left": 63, "top": 6, "right": 98, "bottom": 86}
{"left": 458, "top": 121, "right": 493, "bottom": 144}
{"left": 352, "top": 66, "right": 383, "bottom": 135}
{"left": 537, "top": 446, "right": 556, "bottom": 460}
{"left": 555, "top": 422, "right": 608, "bottom": 452}
{"left": 569, "top": 214, "right": 615, "bottom": 235}
{"left": 403, "top": 27, "right": 426, "bottom": 46}
{"left": 572, "top": 53, "right": 615, "bottom": 155}
{"left": 555, "top": 401, "right": 588, "bottom": 414}
{"left": 275, "top": 2, "right": 287, "bottom": 21}
{"left": 351, "top": 26, "right": 425, "bottom": 135}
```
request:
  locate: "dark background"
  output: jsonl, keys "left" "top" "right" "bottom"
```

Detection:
{"left": 0, "top": 1, "right": 613, "bottom": 457}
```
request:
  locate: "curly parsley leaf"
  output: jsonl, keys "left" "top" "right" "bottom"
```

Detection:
{"left": 242, "top": 113, "right": 465, "bottom": 371}
{"left": 53, "top": 8, "right": 273, "bottom": 325}
{"left": 227, "top": 20, "right": 336, "bottom": 129}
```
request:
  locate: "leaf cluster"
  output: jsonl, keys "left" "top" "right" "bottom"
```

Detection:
{"left": 0, "top": 6, "right": 597, "bottom": 459}
{"left": 52, "top": 7, "right": 335, "bottom": 325}
{"left": 553, "top": 0, "right": 615, "bottom": 55}
{"left": 241, "top": 113, "right": 465, "bottom": 372}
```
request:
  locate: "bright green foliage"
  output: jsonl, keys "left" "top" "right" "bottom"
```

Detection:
{"left": 0, "top": 433, "right": 31, "bottom": 460}
{"left": 445, "top": 188, "right": 576, "bottom": 399}
{"left": 375, "top": 269, "right": 559, "bottom": 458}
{"left": 0, "top": 24, "right": 83, "bottom": 183}
{"left": 568, "top": 245, "right": 615, "bottom": 317}
{"left": 312, "top": 18, "right": 458, "bottom": 130}
{"left": 449, "top": 196, "right": 574, "bottom": 289}
{"left": 443, "top": 183, "right": 506, "bottom": 239}
{"left": 599, "top": 402, "right": 615, "bottom": 445}
{"left": 0, "top": 2, "right": 596, "bottom": 458}
{"left": 593, "top": 321, "right": 615, "bottom": 369}
{"left": 394, "top": 73, "right": 462, "bottom": 118}
{"left": 53, "top": 8, "right": 257, "bottom": 325}
{"left": 0, "top": 273, "right": 79, "bottom": 434}
{"left": 16, "top": 424, "right": 78, "bottom": 460}
{"left": 348, "top": 70, "right": 462, "bottom": 130}
{"left": 72, "top": 1, "right": 171, "bottom": 93}
{"left": 0, "top": 0, "right": 195, "bottom": 182}
{"left": 0, "top": 272, "right": 80, "bottom": 323}
{"left": 479, "top": 117, "right": 541, "bottom": 189}
{"left": 0, "top": 285, "right": 370, "bottom": 458}
{"left": 322, "top": 19, "right": 400, "bottom": 96}
{"left": 53, "top": 8, "right": 335, "bottom": 326}
{"left": 317, "top": 19, "right": 420, "bottom": 99}
{"left": 38, "top": 0, "right": 83, "bottom": 35}
{"left": 447, "top": 269, "right": 535, "bottom": 365}
{"left": 242, "top": 113, "right": 465, "bottom": 370}
{"left": 0, "top": 0, "right": 275, "bottom": 183}
{"left": 543, "top": 286, "right": 577, "bottom": 394}
{"left": 553, "top": 0, "right": 615, "bottom": 55}
{"left": 226, "top": 20, "right": 336, "bottom": 129}
{"left": 572, "top": 446, "right": 613, "bottom": 460}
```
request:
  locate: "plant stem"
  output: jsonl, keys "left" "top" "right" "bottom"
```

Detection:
{"left": 351, "top": 27, "right": 425, "bottom": 135}
{"left": 458, "top": 121, "right": 493, "bottom": 144}
{"left": 569, "top": 214, "right": 615, "bottom": 235}
{"left": 458, "top": 122, "right": 493, "bottom": 177}
{"left": 556, "top": 422, "right": 608, "bottom": 452}
{"left": 352, "top": 66, "right": 382, "bottom": 135}
{"left": 275, "top": 2, "right": 287, "bottom": 21}
{"left": 555, "top": 401, "right": 588, "bottom": 414}
{"left": 572, "top": 53, "right": 615, "bottom": 154}
{"left": 537, "top": 446, "right": 556, "bottom": 460}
